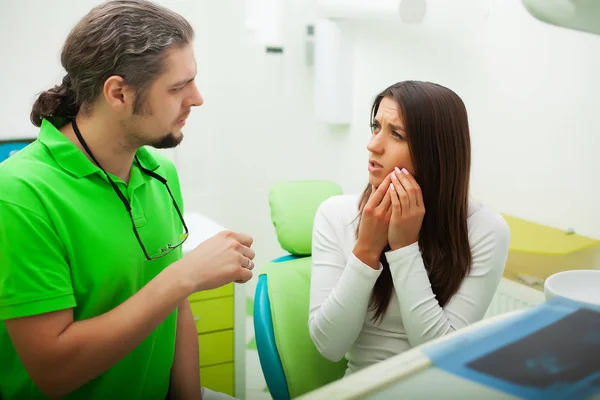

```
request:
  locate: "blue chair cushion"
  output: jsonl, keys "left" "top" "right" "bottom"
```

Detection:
{"left": 0, "top": 141, "right": 33, "bottom": 163}
{"left": 254, "top": 274, "right": 290, "bottom": 400}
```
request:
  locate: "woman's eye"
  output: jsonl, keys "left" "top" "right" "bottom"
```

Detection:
{"left": 392, "top": 131, "right": 405, "bottom": 140}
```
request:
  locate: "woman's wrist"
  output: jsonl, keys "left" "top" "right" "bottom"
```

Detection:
{"left": 352, "top": 243, "right": 381, "bottom": 270}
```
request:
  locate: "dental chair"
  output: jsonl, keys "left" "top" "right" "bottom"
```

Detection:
{"left": 0, "top": 139, "right": 35, "bottom": 163}
{"left": 253, "top": 180, "right": 347, "bottom": 400}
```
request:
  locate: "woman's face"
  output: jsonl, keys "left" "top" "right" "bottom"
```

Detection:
{"left": 367, "top": 97, "right": 415, "bottom": 188}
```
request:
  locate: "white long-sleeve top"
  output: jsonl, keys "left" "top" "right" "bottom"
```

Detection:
{"left": 308, "top": 194, "right": 510, "bottom": 374}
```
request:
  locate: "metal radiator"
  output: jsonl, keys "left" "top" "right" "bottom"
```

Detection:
{"left": 484, "top": 277, "right": 546, "bottom": 319}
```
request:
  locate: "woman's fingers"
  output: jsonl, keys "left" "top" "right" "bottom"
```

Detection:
{"left": 392, "top": 168, "right": 410, "bottom": 213}
{"left": 366, "top": 173, "right": 393, "bottom": 209}
{"left": 396, "top": 167, "right": 423, "bottom": 208}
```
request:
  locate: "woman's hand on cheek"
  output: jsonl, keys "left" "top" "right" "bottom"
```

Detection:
{"left": 388, "top": 167, "right": 425, "bottom": 251}
{"left": 353, "top": 173, "right": 394, "bottom": 269}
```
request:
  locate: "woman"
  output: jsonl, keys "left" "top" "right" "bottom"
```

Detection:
{"left": 308, "top": 81, "right": 510, "bottom": 374}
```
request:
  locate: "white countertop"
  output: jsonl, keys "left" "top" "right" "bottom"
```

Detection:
{"left": 299, "top": 311, "right": 525, "bottom": 400}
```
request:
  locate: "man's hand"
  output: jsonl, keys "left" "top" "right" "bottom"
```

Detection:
{"left": 176, "top": 230, "right": 255, "bottom": 292}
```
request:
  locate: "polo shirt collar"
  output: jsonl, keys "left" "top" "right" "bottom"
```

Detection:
{"left": 38, "top": 118, "right": 160, "bottom": 179}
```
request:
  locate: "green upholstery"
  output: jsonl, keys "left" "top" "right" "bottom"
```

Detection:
{"left": 261, "top": 257, "right": 348, "bottom": 398}
{"left": 269, "top": 181, "right": 343, "bottom": 255}
{"left": 255, "top": 180, "right": 347, "bottom": 398}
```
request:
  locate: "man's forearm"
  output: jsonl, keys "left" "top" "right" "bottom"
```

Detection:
{"left": 168, "top": 298, "right": 201, "bottom": 399}
{"left": 24, "top": 264, "right": 192, "bottom": 398}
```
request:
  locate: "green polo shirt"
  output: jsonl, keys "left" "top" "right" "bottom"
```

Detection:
{"left": 0, "top": 119, "right": 185, "bottom": 399}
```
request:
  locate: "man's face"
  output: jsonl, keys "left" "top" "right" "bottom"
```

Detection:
{"left": 124, "top": 44, "right": 203, "bottom": 149}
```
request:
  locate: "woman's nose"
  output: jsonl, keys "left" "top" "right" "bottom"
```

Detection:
{"left": 367, "top": 134, "right": 384, "bottom": 154}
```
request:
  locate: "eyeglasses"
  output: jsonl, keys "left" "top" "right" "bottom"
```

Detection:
{"left": 71, "top": 120, "right": 188, "bottom": 260}
{"left": 110, "top": 157, "right": 189, "bottom": 260}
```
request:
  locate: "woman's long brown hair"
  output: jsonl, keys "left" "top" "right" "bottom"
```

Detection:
{"left": 358, "top": 81, "right": 472, "bottom": 322}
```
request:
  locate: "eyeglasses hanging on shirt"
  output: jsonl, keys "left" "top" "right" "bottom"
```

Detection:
{"left": 71, "top": 119, "right": 189, "bottom": 260}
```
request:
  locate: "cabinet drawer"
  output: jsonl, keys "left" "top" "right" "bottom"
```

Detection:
{"left": 191, "top": 297, "right": 234, "bottom": 333}
{"left": 189, "top": 283, "right": 233, "bottom": 302}
{"left": 200, "top": 362, "right": 234, "bottom": 396}
{"left": 199, "top": 330, "right": 234, "bottom": 367}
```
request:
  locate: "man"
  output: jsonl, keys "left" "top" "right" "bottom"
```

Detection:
{"left": 0, "top": 1, "right": 254, "bottom": 399}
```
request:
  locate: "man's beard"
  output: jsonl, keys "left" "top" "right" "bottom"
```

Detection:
{"left": 151, "top": 131, "right": 183, "bottom": 149}
{"left": 130, "top": 97, "right": 186, "bottom": 149}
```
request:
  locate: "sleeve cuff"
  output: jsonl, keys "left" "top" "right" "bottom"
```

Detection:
{"left": 0, "top": 292, "right": 76, "bottom": 320}
{"left": 385, "top": 241, "right": 420, "bottom": 264}
{"left": 347, "top": 252, "right": 383, "bottom": 279}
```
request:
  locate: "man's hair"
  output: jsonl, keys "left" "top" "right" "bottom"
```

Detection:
{"left": 31, "top": 0, "right": 194, "bottom": 127}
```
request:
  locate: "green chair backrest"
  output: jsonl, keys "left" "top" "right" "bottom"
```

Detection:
{"left": 261, "top": 257, "right": 348, "bottom": 398}
{"left": 264, "top": 180, "right": 347, "bottom": 397}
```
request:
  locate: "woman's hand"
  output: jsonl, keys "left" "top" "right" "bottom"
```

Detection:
{"left": 388, "top": 167, "right": 425, "bottom": 251}
{"left": 353, "top": 173, "right": 394, "bottom": 269}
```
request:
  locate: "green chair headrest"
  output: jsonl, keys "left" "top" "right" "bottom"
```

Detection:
{"left": 269, "top": 180, "right": 343, "bottom": 256}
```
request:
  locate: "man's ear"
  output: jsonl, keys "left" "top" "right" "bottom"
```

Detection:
{"left": 103, "top": 75, "right": 135, "bottom": 113}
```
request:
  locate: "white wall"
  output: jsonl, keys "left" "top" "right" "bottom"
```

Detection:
{"left": 1, "top": 0, "right": 599, "bottom": 276}
{"left": 326, "top": 0, "right": 600, "bottom": 242}
{"left": 175, "top": 0, "right": 600, "bottom": 273}
{"left": 1, "top": 1, "right": 92, "bottom": 139}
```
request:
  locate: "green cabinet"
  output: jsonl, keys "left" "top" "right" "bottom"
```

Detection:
{"left": 189, "top": 283, "right": 236, "bottom": 396}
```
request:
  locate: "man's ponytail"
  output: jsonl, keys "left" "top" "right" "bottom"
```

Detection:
{"left": 30, "top": 75, "right": 78, "bottom": 127}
